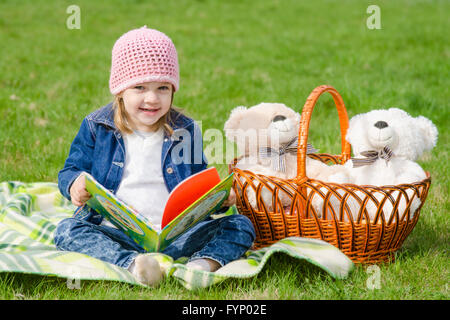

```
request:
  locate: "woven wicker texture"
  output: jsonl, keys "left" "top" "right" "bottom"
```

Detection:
{"left": 229, "top": 85, "right": 431, "bottom": 264}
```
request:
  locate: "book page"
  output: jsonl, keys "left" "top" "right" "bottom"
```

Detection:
{"left": 157, "top": 173, "right": 234, "bottom": 251}
{"left": 84, "top": 173, "right": 160, "bottom": 252}
{"left": 160, "top": 167, "right": 221, "bottom": 228}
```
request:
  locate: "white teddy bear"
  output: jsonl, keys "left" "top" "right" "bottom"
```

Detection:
{"left": 225, "top": 102, "right": 347, "bottom": 211}
{"left": 324, "top": 107, "right": 438, "bottom": 222}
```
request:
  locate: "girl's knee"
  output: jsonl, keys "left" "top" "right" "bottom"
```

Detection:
{"left": 56, "top": 217, "right": 82, "bottom": 231}
{"left": 53, "top": 218, "right": 85, "bottom": 247}
{"left": 222, "top": 214, "right": 256, "bottom": 240}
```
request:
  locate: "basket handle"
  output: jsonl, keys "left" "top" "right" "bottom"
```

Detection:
{"left": 295, "top": 85, "right": 352, "bottom": 182}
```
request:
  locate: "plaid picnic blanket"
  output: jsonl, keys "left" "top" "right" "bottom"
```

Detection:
{"left": 0, "top": 181, "right": 354, "bottom": 290}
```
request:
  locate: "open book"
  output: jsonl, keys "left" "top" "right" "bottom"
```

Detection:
{"left": 84, "top": 167, "right": 234, "bottom": 252}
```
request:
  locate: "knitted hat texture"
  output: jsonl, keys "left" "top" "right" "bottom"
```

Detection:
{"left": 109, "top": 26, "right": 179, "bottom": 95}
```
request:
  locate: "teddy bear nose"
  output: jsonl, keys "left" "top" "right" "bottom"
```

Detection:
{"left": 374, "top": 121, "right": 388, "bottom": 129}
{"left": 272, "top": 115, "right": 287, "bottom": 122}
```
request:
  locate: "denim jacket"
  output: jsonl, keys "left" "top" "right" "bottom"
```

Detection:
{"left": 58, "top": 103, "right": 208, "bottom": 224}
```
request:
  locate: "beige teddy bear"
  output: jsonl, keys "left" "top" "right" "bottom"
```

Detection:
{"left": 224, "top": 102, "right": 347, "bottom": 211}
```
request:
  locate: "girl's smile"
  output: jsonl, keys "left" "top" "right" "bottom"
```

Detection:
{"left": 139, "top": 106, "right": 161, "bottom": 116}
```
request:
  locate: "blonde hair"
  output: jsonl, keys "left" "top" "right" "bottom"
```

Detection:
{"left": 112, "top": 91, "right": 183, "bottom": 136}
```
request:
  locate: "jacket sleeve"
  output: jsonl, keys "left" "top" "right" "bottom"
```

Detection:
{"left": 58, "top": 118, "right": 95, "bottom": 200}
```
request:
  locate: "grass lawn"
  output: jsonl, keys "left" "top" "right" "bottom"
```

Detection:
{"left": 0, "top": 0, "right": 448, "bottom": 300}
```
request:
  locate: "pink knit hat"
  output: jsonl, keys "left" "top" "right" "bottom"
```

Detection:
{"left": 109, "top": 26, "right": 179, "bottom": 95}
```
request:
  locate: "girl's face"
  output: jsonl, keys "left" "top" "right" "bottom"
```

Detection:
{"left": 121, "top": 81, "right": 173, "bottom": 132}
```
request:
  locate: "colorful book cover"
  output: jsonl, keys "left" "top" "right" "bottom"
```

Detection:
{"left": 84, "top": 168, "right": 234, "bottom": 252}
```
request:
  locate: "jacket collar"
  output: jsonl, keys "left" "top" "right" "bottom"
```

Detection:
{"left": 88, "top": 103, "right": 116, "bottom": 129}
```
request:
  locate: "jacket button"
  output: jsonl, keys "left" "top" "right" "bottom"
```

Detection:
{"left": 166, "top": 167, "right": 173, "bottom": 174}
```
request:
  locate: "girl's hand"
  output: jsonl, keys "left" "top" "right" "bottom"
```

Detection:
{"left": 69, "top": 173, "right": 91, "bottom": 207}
{"left": 222, "top": 188, "right": 236, "bottom": 207}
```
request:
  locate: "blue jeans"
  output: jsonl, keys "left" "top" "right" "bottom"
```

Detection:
{"left": 53, "top": 215, "right": 256, "bottom": 269}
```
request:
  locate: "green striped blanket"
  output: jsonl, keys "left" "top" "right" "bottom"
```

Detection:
{"left": 0, "top": 181, "right": 354, "bottom": 290}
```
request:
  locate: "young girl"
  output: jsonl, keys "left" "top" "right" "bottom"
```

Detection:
{"left": 54, "top": 26, "right": 255, "bottom": 286}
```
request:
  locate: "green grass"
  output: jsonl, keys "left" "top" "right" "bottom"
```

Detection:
{"left": 0, "top": 0, "right": 448, "bottom": 299}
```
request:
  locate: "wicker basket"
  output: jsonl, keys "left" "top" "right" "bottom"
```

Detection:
{"left": 229, "top": 85, "right": 431, "bottom": 264}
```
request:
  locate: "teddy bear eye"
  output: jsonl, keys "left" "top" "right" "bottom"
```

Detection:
{"left": 272, "top": 115, "right": 287, "bottom": 122}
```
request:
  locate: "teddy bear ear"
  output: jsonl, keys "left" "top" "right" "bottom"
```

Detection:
{"left": 224, "top": 106, "right": 247, "bottom": 141}
{"left": 416, "top": 115, "right": 438, "bottom": 151}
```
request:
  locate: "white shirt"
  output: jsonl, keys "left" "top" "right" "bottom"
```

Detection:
{"left": 101, "top": 127, "right": 169, "bottom": 231}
